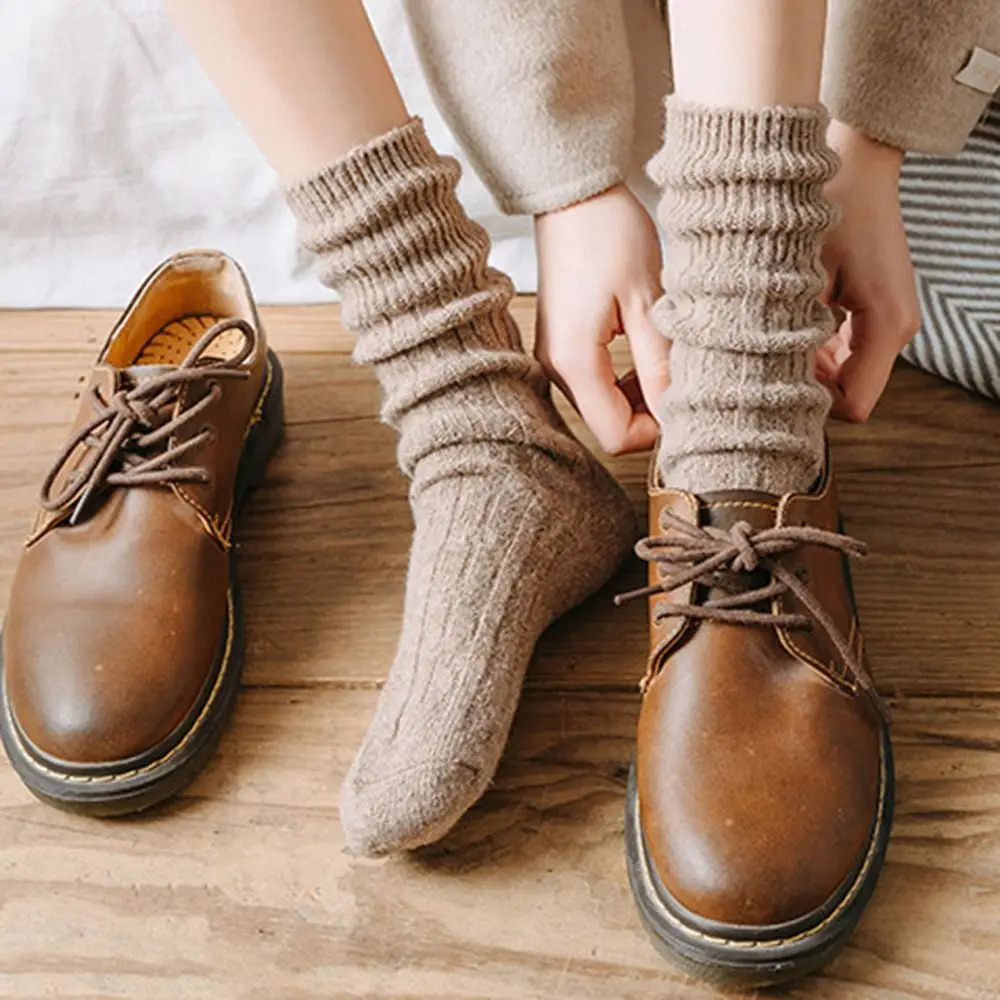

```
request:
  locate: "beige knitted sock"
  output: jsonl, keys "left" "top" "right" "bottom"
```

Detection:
{"left": 649, "top": 101, "right": 838, "bottom": 495}
{"left": 286, "top": 119, "right": 636, "bottom": 856}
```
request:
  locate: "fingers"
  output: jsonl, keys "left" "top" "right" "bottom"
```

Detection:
{"left": 819, "top": 188, "right": 921, "bottom": 421}
{"left": 829, "top": 320, "right": 896, "bottom": 422}
{"left": 538, "top": 332, "right": 660, "bottom": 455}
{"left": 816, "top": 322, "right": 851, "bottom": 414}
{"left": 825, "top": 303, "right": 920, "bottom": 422}
{"left": 620, "top": 293, "right": 671, "bottom": 420}
{"left": 538, "top": 293, "right": 670, "bottom": 456}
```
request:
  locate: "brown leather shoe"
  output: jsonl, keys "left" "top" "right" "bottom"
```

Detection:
{"left": 0, "top": 250, "right": 283, "bottom": 815}
{"left": 620, "top": 451, "right": 893, "bottom": 988}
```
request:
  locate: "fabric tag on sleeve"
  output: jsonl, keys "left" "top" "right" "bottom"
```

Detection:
{"left": 955, "top": 47, "right": 1000, "bottom": 94}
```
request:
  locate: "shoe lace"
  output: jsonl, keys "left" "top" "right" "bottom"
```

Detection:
{"left": 40, "top": 318, "right": 255, "bottom": 525}
{"left": 615, "top": 510, "right": 888, "bottom": 718}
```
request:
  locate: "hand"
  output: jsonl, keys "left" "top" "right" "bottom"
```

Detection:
{"left": 534, "top": 183, "right": 670, "bottom": 454}
{"left": 820, "top": 120, "right": 921, "bottom": 421}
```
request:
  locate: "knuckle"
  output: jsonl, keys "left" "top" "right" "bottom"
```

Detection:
{"left": 884, "top": 301, "right": 922, "bottom": 341}
{"left": 601, "top": 439, "right": 629, "bottom": 457}
{"left": 596, "top": 427, "right": 631, "bottom": 456}
{"left": 901, "top": 309, "right": 923, "bottom": 340}
{"left": 843, "top": 398, "right": 873, "bottom": 423}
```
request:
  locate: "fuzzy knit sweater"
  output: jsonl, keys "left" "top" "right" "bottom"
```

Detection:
{"left": 403, "top": 0, "right": 1000, "bottom": 216}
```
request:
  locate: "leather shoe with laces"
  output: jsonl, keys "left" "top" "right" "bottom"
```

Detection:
{"left": 619, "top": 450, "right": 893, "bottom": 988}
{"left": 0, "top": 250, "right": 284, "bottom": 814}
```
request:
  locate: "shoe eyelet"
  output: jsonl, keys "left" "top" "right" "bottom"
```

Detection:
{"left": 200, "top": 424, "right": 217, "bottom": 446}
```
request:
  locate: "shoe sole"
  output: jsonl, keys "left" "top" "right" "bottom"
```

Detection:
{"left": 0, "top": 349, "right": 285, "bottom": 817}
{"left": 624, "top": 723, "right": 894, "bottom": 989}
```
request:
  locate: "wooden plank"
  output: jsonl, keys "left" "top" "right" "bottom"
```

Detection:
{"left": 1, "top": 311, "right": 1000, "bottom": 697}
{"left": 0, "top": 300, "right": 538, "bottom": 355}
{"left": 2, "top": 302, "right": 1000, "bottom": 998}
{"left": 1, "top": 688, "right": 999, "bottom": 999}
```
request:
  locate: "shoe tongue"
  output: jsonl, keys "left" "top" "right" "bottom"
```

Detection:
{"left": 79, "top": 363, "right": 177, "bottom": 403}
{"left": 697, "top": 489, "right": 780, "bottom": 532}
{"left": 120, "top": 364, "right": 177, "bottom": 387}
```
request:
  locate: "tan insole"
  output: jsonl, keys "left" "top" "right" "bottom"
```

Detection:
{"left": 135, "top": 314, "right": 245, "bottom": 366}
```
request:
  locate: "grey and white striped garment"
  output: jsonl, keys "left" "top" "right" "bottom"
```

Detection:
{"left": 900, "top": 97, "right": 1000, "bottom": 398}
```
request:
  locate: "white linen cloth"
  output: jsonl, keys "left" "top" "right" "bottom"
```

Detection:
{"left": 0, "top": 0, "right": 537, "bottom": 307}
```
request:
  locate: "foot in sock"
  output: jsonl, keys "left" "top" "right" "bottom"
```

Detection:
{"left": 287, "top": 119, "right": 636, "bottom": 856}
{"left": 340, "top": 440, "right": 632, "bottom": 854}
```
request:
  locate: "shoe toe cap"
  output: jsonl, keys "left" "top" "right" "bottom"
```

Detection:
{"left": 639, "top": 780, "right": 880, "bottom": 928}
{"left": 636, "top": 644, "right": 884, "bottom": 927}
{"left": 3, "top": 604, "right": 226, "bottom": 766}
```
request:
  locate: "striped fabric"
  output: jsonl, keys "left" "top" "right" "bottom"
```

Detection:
{"left": 900, "top": 97, "right": 1000, "bottom": 398}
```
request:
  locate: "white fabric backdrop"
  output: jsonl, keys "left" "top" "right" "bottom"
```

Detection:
{"left": 0, "top": 0, "right": 538, "bottom": 307}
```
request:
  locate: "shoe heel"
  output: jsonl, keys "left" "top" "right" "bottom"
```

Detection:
{"left": 237, "top": 348, "right": 285, "bottom": 502}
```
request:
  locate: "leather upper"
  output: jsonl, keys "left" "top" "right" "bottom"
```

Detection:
{"left": 3, "top": 251, "right": 268, "bottom": 765}
{"left": 636, "top": 460, "right": 885, "bottom": 927}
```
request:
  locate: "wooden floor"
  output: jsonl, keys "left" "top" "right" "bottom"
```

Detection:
{"left": 1, "top": 301, "right": 1000, "bottom": 1000}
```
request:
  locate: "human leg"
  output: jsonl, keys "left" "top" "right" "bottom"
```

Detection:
{"left": 624, "top": 2, "right": 892, "bottom": 985}
{"left": 166, "top": 0, "right": 636, "bottom": 855}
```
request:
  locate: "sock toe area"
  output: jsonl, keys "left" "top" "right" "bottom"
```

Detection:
{"left": 339, "top": 755, "right": 488, "bottom": 856}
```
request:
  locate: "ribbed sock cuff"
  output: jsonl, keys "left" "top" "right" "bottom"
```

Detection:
{"left": 652, "top": 101, "right": 836, "bottom": 495}
{"left": 285, "top": 117, "right": 437, "bottom": 225}
{"left": 284, "top": 116, "right": 517, "bottom": 360}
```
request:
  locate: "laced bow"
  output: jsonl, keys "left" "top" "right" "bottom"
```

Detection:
{"left": 40, "top": 318, "right": 255, "bottom": 524}
{"left": 616, "top": 509, "right": 888, "bottom": 718}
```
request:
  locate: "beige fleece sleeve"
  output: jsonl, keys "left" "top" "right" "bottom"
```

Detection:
{"left": 403, "top": 0, "right": 636, "bottom": 215}
{"left": 823, "top": 0, "right": 1000, "bottom": 155}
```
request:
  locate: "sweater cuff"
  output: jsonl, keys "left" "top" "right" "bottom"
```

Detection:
{"left": 404, "top": 0, "right": 635, "bottom": 218}
{"left": 493, "top": 165, "right": 627, "bottom": 217}
{"left": 822, "top": 0, "right": 1000, "bottom": 156}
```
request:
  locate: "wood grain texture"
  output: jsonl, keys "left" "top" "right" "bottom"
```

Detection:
{"left": 0, "top": 302, "right": 999, "bottom": 999}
